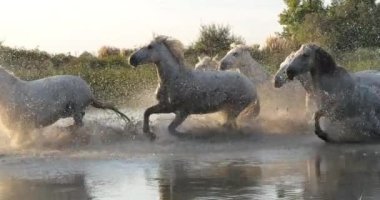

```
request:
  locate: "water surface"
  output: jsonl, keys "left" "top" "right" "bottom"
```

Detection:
{"left": 0, "top": 110, "right": 379, "bottom": 200}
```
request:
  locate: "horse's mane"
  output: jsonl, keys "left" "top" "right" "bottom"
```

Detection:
{"left": 154, "top": 36, "right": 185, "bottom": 65}
{"left": 305, "top": 44, "right": 337, "bottom": 74}
{"left": 0, "top": 66, "right": 18, "bottom": 80}
{"left": 280, "top": 51, "right": 296, "bottom": 69}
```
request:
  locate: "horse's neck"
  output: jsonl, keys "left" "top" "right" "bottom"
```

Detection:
{"left": 0, "top": 71, "right": 22, "bottom": 105}
{"left": 239, "top": 57, "right": 268, "bottom": 83}
{"left": 155, "top": 57, "right": 184, "bottom": 85}
{"left": 311, "top": 66, "right": 355, "bottom": 97}
{"left": 297, "top": 73, "right": 314, "bottom": 94}
{"left": 0, "top": 70, "right": 21, "bottom": 88}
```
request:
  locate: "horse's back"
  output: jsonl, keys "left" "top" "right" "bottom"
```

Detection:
{"left": 29, "top": 75, "right": 91, "bottom": 94}
{"left": 24, "top": 75, "right": 93, "bottom": 107}
{"left": 353, "top": 70, "right": 380, "bottom": 88}
{"left": 190, "top": 70, "right": 257, "bottom": 100}
{"left": 193, "top": 70, "right": 255, "bottom": 88}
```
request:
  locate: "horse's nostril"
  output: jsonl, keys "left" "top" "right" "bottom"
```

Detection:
{"left": 287, "top": 68, "right": 296, "bottom": 80}
{"left": 129, "top": 56, "right": 138, "bottom": 67}
{"left": 219, "top": 62, "right": 227, "bottom": 70}
{"left": 274, "top": 78, "right": 282, "bottom": 88}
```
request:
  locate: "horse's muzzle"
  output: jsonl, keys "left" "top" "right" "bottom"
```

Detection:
{"left": 219, "top": 61, "right": 228, "bottom": 70}
{"left": 129, "top": 55, "right": 139, "bottom": 67}
{"left": 274, "top": 77, "right": 284, "bottom": 88}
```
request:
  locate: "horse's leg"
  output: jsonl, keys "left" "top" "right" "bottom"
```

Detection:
{"left": 143, "top": 103, "right": 174, "bottom": 140}
{"left": 314, "top": 110, "right": 330, "bottom": 142}
{"left": 223, "top": 109, "right": 239, "bottom": 130}
{"left": 73, "top": 111, "right": 85, "bottom": 127}
{"left": 305, "top": 93, "right": 314, "bottom": 124}
{"left": 305, "top": 93, "right": 311, "bottom": 115}
{"left": 67, "top": 108, "right": 85, "bottom": 135}
{"left": 168, "top": 111, "right": 189, "bottom": 136}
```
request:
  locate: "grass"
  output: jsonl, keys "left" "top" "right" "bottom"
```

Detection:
{"left": 336, "top": 48, "right": 380, "bottom": 72}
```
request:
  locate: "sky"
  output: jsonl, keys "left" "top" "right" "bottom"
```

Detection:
{"left": 0, "top": 0, "right": 336, "bottom": 55}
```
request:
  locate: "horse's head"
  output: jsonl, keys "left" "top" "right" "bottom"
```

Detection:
{"left": 129, "top": 35, "right": 185, "bottom": 67}
{"left": 194, "top": 55, "right": 218, "bottom": 71}
{"left": 274, "top": 52, "right": 295, "bottom": 88}
{"left": 219, "top": 44, "right": 251, "bottom": 71}
{"left": 285, "top": 44, "right": 336, "bottom": 81}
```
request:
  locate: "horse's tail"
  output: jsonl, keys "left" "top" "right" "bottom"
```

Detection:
{"left": 251, "top": 98, "right": 260, "bottom": 118}
{"left": 240, "top": 98, "right": 260, "bottom": 120}
{"left": 91, "top": 99, "right": 131, "bottom": 123}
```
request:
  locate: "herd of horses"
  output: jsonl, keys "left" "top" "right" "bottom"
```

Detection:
{"left": 1, "top": 35, "right": 380, "bottom": 145}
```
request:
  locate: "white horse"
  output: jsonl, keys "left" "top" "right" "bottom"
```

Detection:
{"left": 274, "top": 52, "right": 320, "bottom": 115}
{"left": 284, "top": 44, "right": 380, "bottom": 143}
{"left": 275, "top": 52, "right": 380, "bottom": 116}
{"left": 219, "top": 44, "right": 270, "bottom": 85}
{"left": 194, "top": 55, "right": 219, "bottom": 71}
{"left": 0, "top": 66, "right": 130, "bottom": 142}
{"left": 129, "top": 36, "right": 260, "bottom": 139}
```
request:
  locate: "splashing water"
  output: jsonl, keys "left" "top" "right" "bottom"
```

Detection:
{"left": 0, "top": 80, "right": 315, "bottom": 153}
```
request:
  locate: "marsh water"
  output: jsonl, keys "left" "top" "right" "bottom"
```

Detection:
{"left": 1, "top": 109, "right": 380, "bottom": 200}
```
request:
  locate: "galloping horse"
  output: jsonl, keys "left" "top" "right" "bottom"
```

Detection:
{"left": 219, "top": 44, "right": 270, "bottom": 86}
{"left": 284, "top": 44, "right": 380, "bottom": 143}
{"left": 194, "top": 55, "right": 219, "bottom": 71}
{"left": 275, "top": 51, "right": 380, "bottom": 119}
{"left": 0, "top": 66, "right": 130, "bottom": 142}
{"left": 129, "top": 36, "right": 260, "bottom": 139}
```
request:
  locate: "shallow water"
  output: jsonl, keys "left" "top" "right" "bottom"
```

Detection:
{"left": 1, "top": 109, "right": 380, "bottom": 200}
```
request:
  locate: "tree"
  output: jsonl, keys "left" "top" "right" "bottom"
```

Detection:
{"left": 191, "top": 24, "right": 244, "bottom": 56}
{"left": 328, "top": 0, "right": 380, "bottom": 50}
{"left": 279, "top": 0, "right": 380, "bottom": 50}
{"left": 279, "top": 0, "right": 326, "bottom": 42}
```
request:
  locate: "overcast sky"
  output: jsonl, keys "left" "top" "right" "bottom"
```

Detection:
{"left": 0, "top": 0, "right": 338, "bottom": 54}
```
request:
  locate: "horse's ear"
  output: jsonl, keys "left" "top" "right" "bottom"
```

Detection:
{"left": 212, "top": 54, "right": 218, "bottom": 61}
{"left": 197, "top": 56, "right": 202, "bottom": 62}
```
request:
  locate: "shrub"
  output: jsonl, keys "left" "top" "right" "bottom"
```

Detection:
{"left": 97, "top": 46, "right": 121, "bottom": 59}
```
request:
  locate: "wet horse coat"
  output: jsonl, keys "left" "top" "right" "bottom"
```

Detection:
{"left": 129, "top": 36, "right": 260, "bottom": 139}
{"left": 0, "top": 66, "right": 130, "bottom": 138}
{"left": 275, "top": 51, "right": 380, "bottom": 117}
{"left": 219, "top": 44, "right": 270, "bottom": 86}
{"left": 284, "top": 44, "right": 380, "bottom": 143}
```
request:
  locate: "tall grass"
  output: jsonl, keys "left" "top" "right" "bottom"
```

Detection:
{"left": 335, "top": 48, "right": 380, "bottom": 72}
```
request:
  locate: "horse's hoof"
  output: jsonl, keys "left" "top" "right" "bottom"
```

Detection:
{"left": 222, "top": 124, "right": 236, "bottom": 131}
{"left": 145, "top": 132, "right": 157, "bottom": 141}
{"left": 169, "top": 130, "right": 185, "bottom": 137}
{"left": 143, "top": 125, "right": 150, "bottom": 134}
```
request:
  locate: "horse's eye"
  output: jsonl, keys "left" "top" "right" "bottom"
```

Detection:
{"left": 147, "top": 45, "right": 153, "bottom": 50}
{"left": 233, "top": 52, "right": 238, "bottom": 57}
{"left": 302, "top": 53, "right": 309, "bottom": 57}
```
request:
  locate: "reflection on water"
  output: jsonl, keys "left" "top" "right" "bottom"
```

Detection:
{"left": 1, "top": 138, "right": 380, "bottom": 199}
{"left": 0, "top": 175, "right": 90, "bottom": 200}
